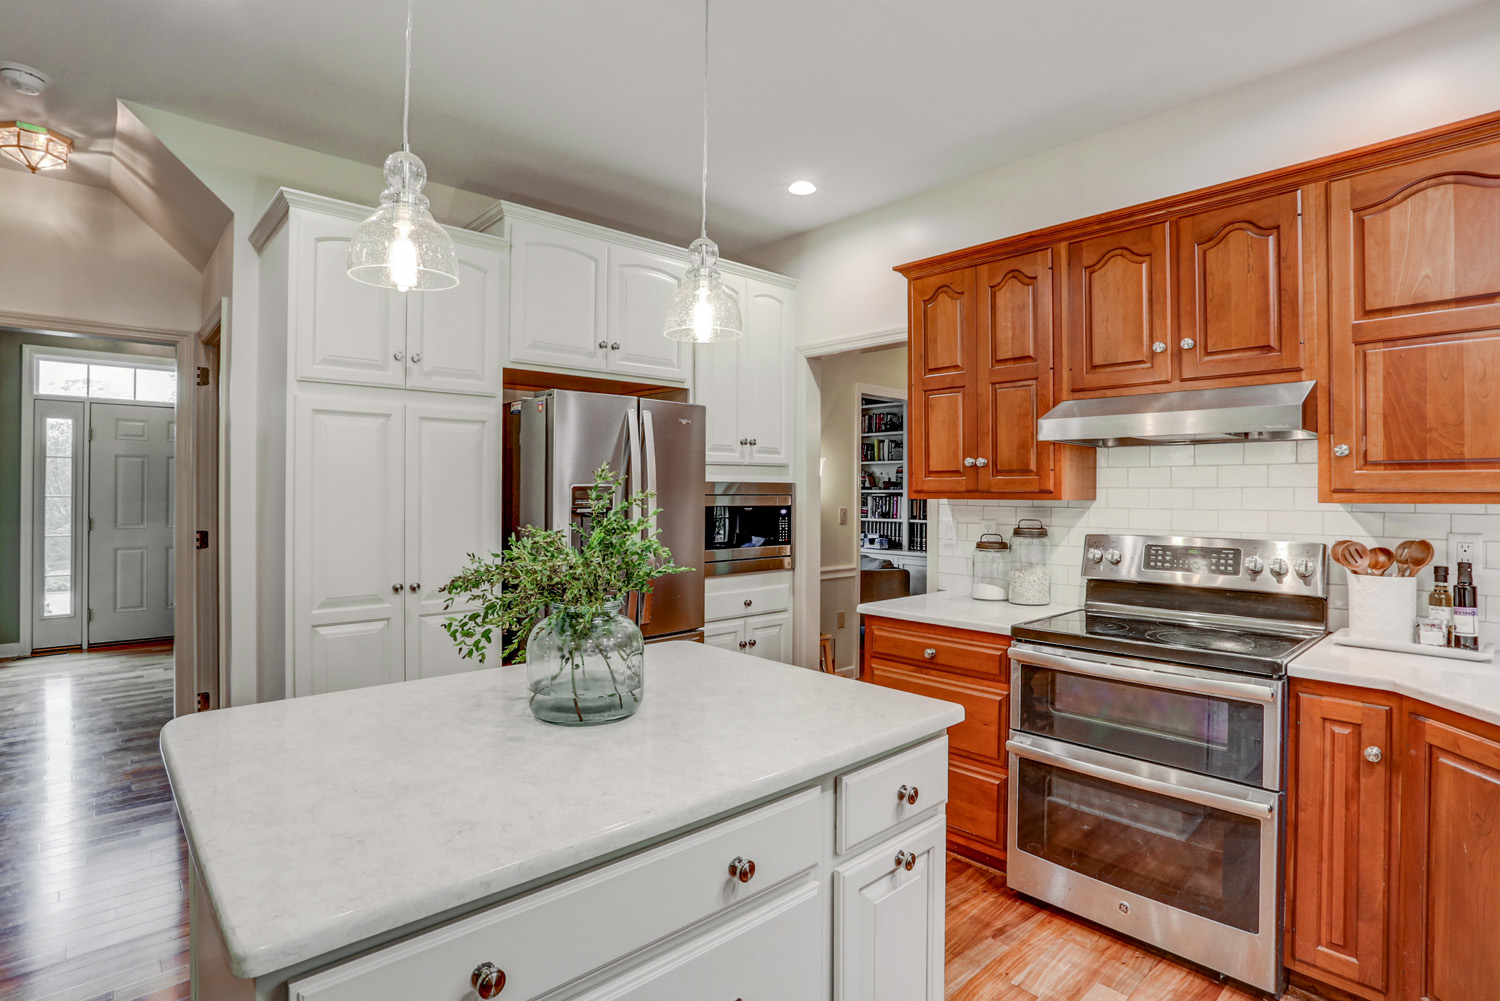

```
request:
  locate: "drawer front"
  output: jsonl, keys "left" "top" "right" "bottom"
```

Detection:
{"left": 288, "top": 787, "right": 822, "bottom": 1001}
{"left": 866, "top": 619, "right": 1007, "bottom": 679}
{"left": 574, "top": 881, "right": 822, "bottom": 1001}
{"left": 871, "top": 662, "right": 1008, "bottom": 761}
{"left": 705, "top": 580, "right": 792, "bottom": 622}
{"left": 836, "top": 736, "right": 950, "bottom": 854}
{"left": 948, "top": 756, "right": 1008, "bottom": 849}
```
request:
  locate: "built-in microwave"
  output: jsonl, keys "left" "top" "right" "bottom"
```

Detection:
{"left": 705, "top": 483, "right": 794, "bottom": 576}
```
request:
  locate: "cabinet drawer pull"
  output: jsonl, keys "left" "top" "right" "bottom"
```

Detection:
{"left": 1180, "top": 338, "right": 1195, "bottom": 350}
{"left": 471, "top": 962, "right": 507, "bottom": 998}
{"left": 744, "top": 599, "right": 753, "bottom": 607}
{"left": 1334, "top": 444, "right": 1351, "bottom": 457}
{"left": 894, "top": 850, "right": 917, "bottom": 872}
{"left": 923, "top": 647, "right": 936, "bottom": 659}
{"left": 896, "top": 784, "right": 919, "bottom": 805}
{"left": 1152, "top": 341, "right": 1167, "bottom": 353}
{"left": 1364, "top": 746, "right": 1382, "bottom": 763}
{"left": 728, "top": 856, "right": 756, "bottom": 882}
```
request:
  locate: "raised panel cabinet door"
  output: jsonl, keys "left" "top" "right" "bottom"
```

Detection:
{"left": 405, "top": 241, "right": 505, "bottom": 395}
{"left": 738, "top": 280, "right": 793, "bottom": 464}
{"left": 702, "top": 619, "right": 745, "bottom": 652}
{"left": 293, "top": 398, "right": 406, "bottom": 696}
{"left": 404, "top": 402, "right": 499, "bottom": 680}
{"left": 606, "top": 245, "right": 691, "bottom": 383}
{"left": 694, "top": 275, "right": 748, "bottom": 464}
{"left": 870, "top": 663, "right": 1007, "bottom": 761}
{"left": 1288, "top": 689, "right": 1394, "bottom": 995}
{"left": 909, "top": 268, "right": 976, "bottom": 494}
{"left": 1065, "top": 222, "right": 1173, "bottom": 393}
{"left": 947, "top": 756, "right": 1007, "bottom": 860}
{"left": 975, "top": 250, "right": 1053, "bottom": 495}
{"left": 294, "top": 214, "right": 406, "bottom": 389}
{"left": 1403, "top": 716, "right": 1500, "bottom": 1001}
{"left": 1328, "top": 143, "right": 1500, "bottom": 498}
{"left": 745, "top": 610, "right": 792, "bottom": 663}
{"left": 834, "top": 815, "right": 947, "bottom": 1001}
{"left": 507, "top": 219, "right": 609, "bottom": 371}
{"left": 1176, "top": 188, "right": 1305, "bottom": 381}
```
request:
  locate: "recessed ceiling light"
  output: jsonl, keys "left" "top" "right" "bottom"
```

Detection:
{"left": 787, "top": 180, "right": 817, "bottom": 196}
{"left": 0, "top": 63, "right": 51, "bottom": 97}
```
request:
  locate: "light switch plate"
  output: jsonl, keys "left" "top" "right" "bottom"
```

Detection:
{"left": 1450, "top": 534, "right": 1483, "bottom": 566}
{"left": 838, "top": 507, "right": 848, "bottom": 525}
{"left": 837, "top": 611, "right": 846, "bottom": 629}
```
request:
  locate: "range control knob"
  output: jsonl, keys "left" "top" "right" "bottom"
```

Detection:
{"left": 1105, "top": 549, "right": 1123, "bottom": 565}
{"left": 1087, "top": 547, "right": 1104, "bottom": 564}
{"left": 1294, "top": 558, "right": 1315, "bottom": 579}
{"left": 1244, "top": 555, "right": 1264, "bottom": 574}
{"left": 1269, "top": 558, "right": 1290, "bottom": 576}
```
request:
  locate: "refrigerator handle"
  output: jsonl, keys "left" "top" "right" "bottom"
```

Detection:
{"left": 641, "top": 408, "right": 659, "bottom": 541}
{"left": 625, "top": 408, "right": 644, "bottom": 513}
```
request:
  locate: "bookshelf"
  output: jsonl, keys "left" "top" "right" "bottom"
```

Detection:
{"left": 858, "top": 394, "right": 927, "bottom": 575}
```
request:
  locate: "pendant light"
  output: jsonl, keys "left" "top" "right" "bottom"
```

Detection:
{"left": 347, "top": 0, "right": 458, "bottom": 292}
{"left": 663, "top": 0, "right": 742, "bottom": 343}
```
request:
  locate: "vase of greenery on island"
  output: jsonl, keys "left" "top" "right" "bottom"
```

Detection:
{"left": 439, "top": 464, "right": 690, "bottom": 726}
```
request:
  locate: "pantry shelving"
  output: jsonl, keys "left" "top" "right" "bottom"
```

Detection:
{"left": 859, "top": 393, "right": 926, "bottom": 566}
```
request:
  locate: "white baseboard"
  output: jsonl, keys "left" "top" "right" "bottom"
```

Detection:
{"left": 0, "top": 643, "right": 23, "bottom": 660}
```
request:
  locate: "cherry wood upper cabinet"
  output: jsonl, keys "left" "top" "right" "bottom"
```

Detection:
{"left": 909, "top": 269, "right": 977, "bottom": 495}
{"left": 1065, "top": 223, "right": 1174, "bottom": 393}
{"left": 976, "top": 250, "right": 1052, "bottom": 495}
{"left": 1176, "top": 188, "right": 1307, "bottom": 382}
{"left": 1402, "top": 715, "right": 1500, "bottom": 1001}
{"left": 1288, "top": 687, "right": 1396, "bottom": 1000}
{"left": 1327, "top": 141, "right": 1500, "bottom": 500}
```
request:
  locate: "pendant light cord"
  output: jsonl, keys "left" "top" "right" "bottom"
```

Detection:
{"left": 402, "top": 0, "right": 413, "bottom": 153}
{"left": 700, "top": 0, "right": 709, "bottom": 241}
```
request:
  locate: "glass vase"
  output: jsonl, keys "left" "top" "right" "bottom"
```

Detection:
{"left": 525, "top": 601, "right": 644, "bottom": 725}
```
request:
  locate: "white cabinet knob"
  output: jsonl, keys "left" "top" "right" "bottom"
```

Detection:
{"left": 410, "top": 352, "right": 421, "bottom": 363}
{"left": 394, "top": 350, "right": 404, "bottom": 361}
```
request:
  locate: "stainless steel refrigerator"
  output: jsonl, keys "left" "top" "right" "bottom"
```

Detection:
{"left": 503, "top": 390, "right": 706, "bottom": 642}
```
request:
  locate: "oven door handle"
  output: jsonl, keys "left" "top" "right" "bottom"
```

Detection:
{"left": 1007, "top": 644, "right": 1279, "bottom": 703}
{"left": 1006, "top": 736, "right": 1276, "bottom": 820}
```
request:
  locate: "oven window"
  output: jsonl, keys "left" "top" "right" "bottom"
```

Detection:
{"left": 1016, "top": 664, "right": 1266, "bottom": 785}
{"left": 1014, "top": 758, "right": 1263, "bottom": 933}
{"left": 705, "top": 504, "right": 791, "bottom": 551}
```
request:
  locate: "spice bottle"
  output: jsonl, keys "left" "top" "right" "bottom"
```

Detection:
{"left": 1453, "top": 562, "right": 1479, "bottom": 652}
{"left": 1427, "top": 566, "right": 1453, "bottom": 647}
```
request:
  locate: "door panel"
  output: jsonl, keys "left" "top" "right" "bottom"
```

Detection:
{"left": 406, "top": 245, "right": 504, "bottom": 395}
{"left": 745, "top": 611, "right": 792, "bottom": 663}
{"left": 296, "top": 218, "right": 406, "bottom": 389}
{"left": 1066, "top": 223, "right": 1172, "bottom": 392}
{"left": 694, "top": 276, "right": 747, "bottom": 464}
{"left": 948, "top": 756, "right": 1007, "bottom": 853}
{"left": 909, "top": 269, "right": 975, "bottom": 495}
{"left": 32, "top": 400, "right": 84, "bottom": 650}
{"left": 507, "top": 219, "right": 609, "bottom": 370}
{"left": 607, "top": 246, "right": 690, "bottom": 382}
{"left": 405, "top": 403, "right": 499, "bottom": 679}
{"left": 294, "top": 398, "right": 405, "bottom": 696}
{"left": 703, "top": 619, "right": 744, "bottom": 652}
{"left": 88, "top": 403, "right": 175, "bottom": 644}
{"left": 1176, "top": 189, "right": 1304, "bottom": 381}
{"left": 739, "top": 280, "right": 791, "bottom": 464}
{"left": 870, "top": 662, "right": 1007, "bottom": 761}
{"left": 976, "top": 250, "right": 1053, "bottom": 495}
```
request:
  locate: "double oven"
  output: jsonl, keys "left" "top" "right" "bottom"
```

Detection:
{"left": 1005, "top": 534, "right": 1328, "bottom": 994}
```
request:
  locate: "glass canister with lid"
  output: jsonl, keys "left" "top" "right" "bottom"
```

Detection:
{"left": 1008, "top": 518, "right": 1052, "bottom": 605}
{"left": 971, "top": 533, "right": 1010, "bottom": 601}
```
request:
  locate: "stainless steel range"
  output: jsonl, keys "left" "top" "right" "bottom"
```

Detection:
{"left": 1006, "top": 533, "right": 1328, "bottom": 994}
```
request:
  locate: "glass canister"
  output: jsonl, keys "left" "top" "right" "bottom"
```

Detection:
{"left": 971, "top": 533, "right": 1010, "bottom": 601}
{"left": 1008, "top": 518, "right": 1052, "bottom": 605}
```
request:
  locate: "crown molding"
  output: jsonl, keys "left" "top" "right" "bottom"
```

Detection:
{"left": 250, "top": 188, "right": 510, "bottom": 254}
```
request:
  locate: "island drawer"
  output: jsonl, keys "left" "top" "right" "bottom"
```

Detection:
{"left": 704, "top": 578, "right": 792, "bottom": 622}
{"left": 836, "top": 736, "right": 949, "bottom": 854}
{"left": 287, "top": 786, "right": 821, "bottom": 1001}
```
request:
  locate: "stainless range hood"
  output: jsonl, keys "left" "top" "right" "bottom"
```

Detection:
{"left": 1036, "top": 381, "right": 1316, "bottom": 447}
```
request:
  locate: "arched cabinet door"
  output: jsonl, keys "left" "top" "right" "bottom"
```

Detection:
{"left": 1064, "top": 222, "right": 1172, "bottom": 393}
{"left": 1327, "top": 141, "right": 1500, "bottom": 499}
{"left": 909, "top": 268, "right": 976, "bottom": 495}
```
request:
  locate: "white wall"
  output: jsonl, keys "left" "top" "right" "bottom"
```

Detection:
{"left": 750, "top": 3, "right": 1500, "bottom": 349}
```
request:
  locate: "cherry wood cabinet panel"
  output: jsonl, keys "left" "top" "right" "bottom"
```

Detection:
{"left": 909, "top": 269, "right": 977, "bottom": 494}
{"left": 975, "top": 249, "right": 1055, "bottom": 495}
{"left": 947, "top": 756, "right": 1008, "bottom": 864}
{"left": 1288, "top": 689, "right": 1396, "bottom": 998}
{"left": 864, "top": 618, "right": 1008, "bottom": 682}
{"left": 1401, "top": 715, "right": 1500, "bottom": 1001}
{"left": 1065, "top": 223, "right": 1173, "bottom": 393}
{"left": 1176, "top": 188, "right": 1306, "bottom": 382}
{"left": 869, "top": 662, "right": 1008, "bottom": 762}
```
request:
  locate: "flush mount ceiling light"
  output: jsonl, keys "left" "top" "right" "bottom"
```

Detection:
{"left": 0, "top": 62, "right": 51, "bottom": 96}
{"left": 0, "top": 121, "right": 72, "bottom": 172}
{"left": 787, "top": 180, "right": 817, "bottom": 196}
{"left": 347, "top": 0, "right": 458, "bottom": 293}
{"left": 663, "top": 0, "right": 742, "bottom": 344}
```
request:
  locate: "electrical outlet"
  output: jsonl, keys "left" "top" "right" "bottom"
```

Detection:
{"left": 1450, "top": 534, "right": 1484, "bottom": 566}
{"left": 838, "top": 506, "right": 847, "bottom": 525}
{"left": 837, "top": 611, "right": 846, "bottom": 629}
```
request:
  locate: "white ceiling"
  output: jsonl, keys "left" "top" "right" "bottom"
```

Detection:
{"left": 1, "top": 0, "right": 1490, "bottom": 259}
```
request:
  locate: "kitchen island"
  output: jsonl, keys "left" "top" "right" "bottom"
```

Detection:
{"left": 162, "top": 641, "right": 962, "bottom": 1000}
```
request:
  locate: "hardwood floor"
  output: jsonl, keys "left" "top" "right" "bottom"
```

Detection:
{"left": 0, "top": 644, "right": 189, "bottom": 1001}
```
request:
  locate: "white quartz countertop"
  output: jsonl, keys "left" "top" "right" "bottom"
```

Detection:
{"left": 858, "top": 590, "right": 1068, "bottom": 636}
{"left": 1290, "top": 636, "right": 1500, "bottom": 727}
{"left": 160, "top": 643, "right": 963, "bottom": 980}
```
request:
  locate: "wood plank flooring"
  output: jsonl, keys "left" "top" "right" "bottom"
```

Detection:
{"left": 0, "top": 644, "right": 188, "bottom": 1001}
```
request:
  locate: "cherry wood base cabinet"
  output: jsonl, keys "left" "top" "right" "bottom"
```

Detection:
{"left": 861, "top": 616, "right": 1011, "bottom": 867}
{"left": 1286, "top": 678, "right": 1500, "bottom": 1001}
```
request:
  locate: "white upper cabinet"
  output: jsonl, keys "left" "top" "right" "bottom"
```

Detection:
{"left": 406, "top": 239, "right": 506, "bottom": 396}
{"left": 696, "top": 276, "right": 747, "bottom": 464}
{"left": 695, "top": 276, "right": 794, "bottom": 467}
{"left": 507, "top": 218, "right": 610, "bottom": 371}
{"left": 608, "top": 245, "right": 691, "bottom": 381}
{"left": 295, "top": 213, "right": 407, "bottom": 389}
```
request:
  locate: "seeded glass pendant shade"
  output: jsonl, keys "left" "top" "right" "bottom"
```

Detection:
{"left": 347, "top": 0, "right": 458, "bottom": 292}
{"left": 663, "top": 0, "right": 742, "bottom": 342}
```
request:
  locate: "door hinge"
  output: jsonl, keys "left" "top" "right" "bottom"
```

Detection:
{"left": 88, "top": 427, "right": 94, "bottom": 441}
{"left": 196, "top": 367, "right": 211, "bottom": 386}
{"left": 197, "top": 691, "right": 211, "bottom": 711}
{"left": 88, "top": 517, "right": 93, "bottom": 531}
{"left": 87, "top": 608, "right": 93, "bottom": 622}
{"left": 195, "top": 530, "right": 209, "bottom": 550}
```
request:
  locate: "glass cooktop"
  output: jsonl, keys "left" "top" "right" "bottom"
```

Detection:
{"left": 1010, "top": 609, "right": 1322, "bottom": 677}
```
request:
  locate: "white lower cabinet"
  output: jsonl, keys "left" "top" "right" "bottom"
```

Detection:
{"left": 834, "top": 814, "right": 948, "bottom": 1001}
{"left": 293, "top": 395, "right": 498, "bottom": 696}
{"left": 701, "top": 611, "right": 793, "bottom": 660}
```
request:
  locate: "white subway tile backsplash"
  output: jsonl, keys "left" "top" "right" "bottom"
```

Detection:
{"left": 1129, "top": 508, "right": 1174, "bottom": 530}
{"left": 1241, "top": 487, "right": 1296, "bottom": 510}
{"left": 1108, "top": 488, "right": 1151, "bottom": 508}
{"left": 1194, "top": 443, "right": 1244, "bottom": 464}
{"left": 1384, "top": 513, "right": 1454, "bottom": 539}
{"left": 1110, "top": 447, "right": 1151, "bottom": 467}
{"left": 1171, "top": 466, "right": 1218, "bottom": 488}
{"left": 1218, "top": 465, "right": 1268, "bottom": 488}
{"left": 1193, "top": 488, "right": 1243, "bottom": 510}
{"left": 1222, "top": 510, "right": 1270, "bottom": 534}
{"left": 1150, "top": 445, "right": 1198, "bottom": 466}
{"left": 1098, "top": 467, "right": 1129, "bottom": 489}
{"left": 1128, "top": 466, "right": 1174, "bottom": 488}
{"left": 1150, "top": 488, "right": 1196, "bottom": 509}
{"left": 1453, "top": 514, "right": 1500, "bottom": 534}
{"left": 1296, "top": 440, "right": 1319, "bottom": 463}
{"left": 1268, "top": 463, "right": 1317, "bottom": 488}
{"left": 1243, "top": 441, "right": 1298, "bottom": 464}
{"left": 1172, "top": 510, "right": 1220, "bottom": 533}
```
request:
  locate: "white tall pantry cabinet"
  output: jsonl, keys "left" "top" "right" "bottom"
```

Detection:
{"left": 253, "top": 190, "right": 507, "bottom": 698}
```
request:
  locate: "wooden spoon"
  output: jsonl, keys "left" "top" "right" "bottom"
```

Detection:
{"left": 1367, "top": 546, "right": 1396, "bottom": 576}
{"left": 1401, "top": 539, "right": 1435, "bottom": 578}
{"left": 1336, "top": 540, "right": 1371, "bottom": 576}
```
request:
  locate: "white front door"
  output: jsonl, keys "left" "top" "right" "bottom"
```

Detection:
{"left": 87, "top": 402, "right": 175, "bottom": 645}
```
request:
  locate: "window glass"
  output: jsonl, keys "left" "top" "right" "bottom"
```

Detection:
{"left": 135, "top": 368, "right": 177, "bottom": 403}
{"left": 88, "top": 365, "right": 135, "bottom": 399}
{"left": 36, "top": 359, "right": 89, "bottom": 397}
{"left": 41, "top": 416, "right": 74, "bottom": 619}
